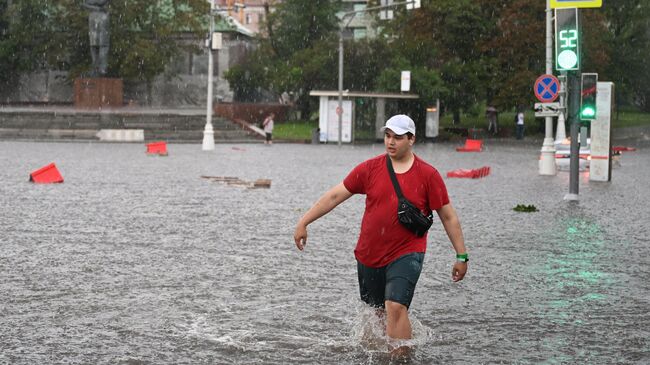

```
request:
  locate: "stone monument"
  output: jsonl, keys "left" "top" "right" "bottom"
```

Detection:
{"left": 75, "top": 0, "right": 123, "bottom": 108}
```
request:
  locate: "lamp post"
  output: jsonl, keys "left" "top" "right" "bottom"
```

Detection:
{"left": 202, "top": 0, "right": 217, "bottom": 151}
{"left": 336, "top": 0, "right": 420, "bottom": 147}
{"left": 203, "top": 1, "right": 245, "bottom": 151}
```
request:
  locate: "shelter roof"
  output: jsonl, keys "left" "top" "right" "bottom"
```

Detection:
{"left": 309, "top": 90, "right": 419, "bottom": 99}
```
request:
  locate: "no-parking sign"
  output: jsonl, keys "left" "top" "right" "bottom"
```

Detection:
{"left": 534, "top": 74, "right": 560, "bottom": 103}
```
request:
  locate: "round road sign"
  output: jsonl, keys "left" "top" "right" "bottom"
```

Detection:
{"left": 534, "top": 74, "right": 560, "bottom": 102}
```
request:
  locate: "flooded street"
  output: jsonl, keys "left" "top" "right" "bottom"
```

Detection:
{"left": 1, "top": 140, "right": 648, "bottom": 364}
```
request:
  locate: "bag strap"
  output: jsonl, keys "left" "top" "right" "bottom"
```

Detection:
{"left": 386, "top": 154, "right": 405, "bottom": 200}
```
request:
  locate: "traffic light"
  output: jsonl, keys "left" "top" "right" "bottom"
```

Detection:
{"left": 580, "top": 73, "right": 598, "bottom": 121}
{"left": 555, "top": 8, "right": 580, "bottom": 71}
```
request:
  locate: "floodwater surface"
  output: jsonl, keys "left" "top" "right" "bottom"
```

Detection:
{"left": 0, "top": 141, "right": 648, "bottom": 364}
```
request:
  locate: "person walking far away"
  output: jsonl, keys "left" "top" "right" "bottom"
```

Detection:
{"left": 515, "top": 107, "right": 525, "bottom": 140}
{"left": 486, "top": 105, "right": 498, "bottom": 136}
{"left": 263, "top": 112, "right": 274, "bottom": 145}
{"left": 293, "top": 114, "right": 468, "bottom": 355}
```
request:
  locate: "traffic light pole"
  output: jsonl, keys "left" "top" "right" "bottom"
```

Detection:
{"left": 566, "top": 72, "right": 581, "bottom": 200}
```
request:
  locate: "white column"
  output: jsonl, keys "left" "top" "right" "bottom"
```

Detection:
{"left": 202, "top": 1, "right": 216, "bottom": 151}
{"left": 539, "top": 0, "right": 557, "bottom": 175}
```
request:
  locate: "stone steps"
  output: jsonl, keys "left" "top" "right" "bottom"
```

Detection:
{"left": 0, "top": 109, "right": 261, "bottom": 142}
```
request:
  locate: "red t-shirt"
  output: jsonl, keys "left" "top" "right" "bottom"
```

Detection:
{"left": 343, "top": 154, "right": 450, "bottom": 268}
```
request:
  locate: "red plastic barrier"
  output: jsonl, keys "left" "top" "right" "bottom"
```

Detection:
{"left": 456, "top": 139, "right": 483, "bottom": 152}
{"left": 447, "top": 166, "right": 490, "bottom": 179}
{"left": 29, "top": 163, "right": 64, "bottom": 184}
{"left": 146, "top": 141, "right": 168, "bottom": 156}
{"left": 612, "top": 146, "right": 636, "bottom": 152}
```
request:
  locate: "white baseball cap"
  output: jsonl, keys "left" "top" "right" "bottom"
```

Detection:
{"left": 380, "top": 114, "right": 416, "bottom": 135}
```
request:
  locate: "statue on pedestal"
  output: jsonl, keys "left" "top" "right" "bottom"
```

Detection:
{"left": 83, "top": 0, "right": 110, "bottom": 76}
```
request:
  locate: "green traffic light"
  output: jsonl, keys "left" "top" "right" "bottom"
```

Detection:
{"left": 581, "top": 106, "right": 596, "bottom": 118}
{"left": 558, "top": 50, "right": 578, "bottom": 70}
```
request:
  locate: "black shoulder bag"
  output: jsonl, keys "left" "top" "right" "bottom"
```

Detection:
{"left": 386, "top": 155, "right": 434, "bottom": 237}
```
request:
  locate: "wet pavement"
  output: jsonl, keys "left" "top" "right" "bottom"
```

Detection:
{"left": 1, "top": 140, "right": 648, "bottom": 364}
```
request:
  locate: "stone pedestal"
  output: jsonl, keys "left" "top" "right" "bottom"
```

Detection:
{"left": 74, "top": 78, "right": 123, "bottom": 108}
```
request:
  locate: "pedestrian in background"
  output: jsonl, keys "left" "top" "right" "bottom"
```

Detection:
{"left": 263, "top": 112, "right": 274, "bottom": 145}
{"left": 486, "top": 105, "right": 498, "bottom": 136}
{"left": 515, "top": 107, "right": 525, "bottom": 140}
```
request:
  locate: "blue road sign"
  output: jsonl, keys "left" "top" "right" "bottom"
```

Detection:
{"left": 534, "top": 74, "right": 560, "bottom": 102}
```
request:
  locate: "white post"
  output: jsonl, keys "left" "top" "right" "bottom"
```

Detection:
{"left": 202, "top": 0, "right": 216, "bottom": 151}
{"left": 539, "top": 0, "right": 557, "bottom": 175}
{"left": 555, "top": 111, "right": 567, "bottom": 142}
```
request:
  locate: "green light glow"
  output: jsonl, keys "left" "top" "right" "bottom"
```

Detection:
{"left": 558, "top": 50, "right": 578, "bottom": 70}
{"left": 581, "top": 107, "right": 596, "bottom": 117}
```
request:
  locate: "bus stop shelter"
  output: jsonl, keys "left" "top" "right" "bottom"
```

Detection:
{"left": 309, "top": 90, "right": 419, "bottom": 142}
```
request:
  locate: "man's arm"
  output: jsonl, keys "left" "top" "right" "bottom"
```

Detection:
{"left": 436, "top": 203, "right": 468, "bottom": 282}
{"left": 293, "top": 182, "right": 353, "bottom": 251}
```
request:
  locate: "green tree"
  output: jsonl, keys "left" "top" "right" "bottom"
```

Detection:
{"left": 486, "top": 0, "right": 546, "bottom": 112}
{"left": 227, "top": 0, "right": 342, "bottom": 117}
{"left": 603, "top": 0, "right": 650, "bottom": 111}
{"left": 264, "top": 0, "right": 341, "bottom": 59}
{"left": 0, "top": 0, "right": 208, "bottom": 98}
{"left": 0, "top": 1, "right": 71, "bottom": 83}
{"left": 386, "top": 0, "right": 487, "bottom": 123}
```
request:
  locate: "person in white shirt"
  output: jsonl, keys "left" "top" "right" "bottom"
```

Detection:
{"left": 263, "top": 113, "right": 275, "bottom": 145}
{"left": 515, "top": 109, "right": 525, "bottom": 140}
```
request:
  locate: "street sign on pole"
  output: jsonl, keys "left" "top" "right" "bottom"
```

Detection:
{"left": 534, "top": 74, "right": 561, "bottom": 102}
{"left": 534, "top": 102, "right": 562, "bottom": 117}
{"left": 550, "top": 0, "right": 602, "bottom": 8}
{"left": 401, "top": 71, "right": 411, "bottom": 92}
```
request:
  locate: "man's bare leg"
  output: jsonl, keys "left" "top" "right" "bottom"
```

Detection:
{"left": 385, "top": 300, "right": 412, "bottom": 357}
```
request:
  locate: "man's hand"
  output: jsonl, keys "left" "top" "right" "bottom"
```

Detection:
{"left": 294, "top": 224, "right": 308, "bottom": 251}
{"left": 452, "top": 262, "right": 467, "bottom": 282}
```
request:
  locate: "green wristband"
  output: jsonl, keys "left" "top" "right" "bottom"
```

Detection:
{"left": 456, "top": 253, "right": 469, "bottom": 262}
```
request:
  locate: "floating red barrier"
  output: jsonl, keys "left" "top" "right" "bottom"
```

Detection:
{"left": 456, "top": 139, "right": 483, "bottom": 152}
{"left": 447, "top": 166, "right": 491, "bottom": 179}
{"left": 612, "top": 146, "right": 636, "bottom": 152}
{"left": 146, "top": 141, "right": 168, "bottom": 156}
{"left": 29, "top": 163, "right": 64, "bottom": 184}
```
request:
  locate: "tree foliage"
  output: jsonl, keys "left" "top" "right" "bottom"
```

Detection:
{"left": 226, "top": 0, "right": 343, "bottom": 115}
{"left": 603, "top": 0, "right": 650, "bottom": 110}
{"left": 0, "top": 0, "right": 207, "bottom": 85}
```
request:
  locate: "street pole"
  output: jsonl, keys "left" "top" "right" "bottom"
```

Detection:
{"left": 566, "top": 71, "right": 580, "bottom": 200}
{"left": 202, "top": 0, "right": 216, "bottom": 151}
{"left": 539, "top": 0, "right": 557, "bottom": 175}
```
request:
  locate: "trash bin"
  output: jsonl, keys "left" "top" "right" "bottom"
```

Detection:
{"left": 311, "top": 128, "right": 320, "bottom": 144}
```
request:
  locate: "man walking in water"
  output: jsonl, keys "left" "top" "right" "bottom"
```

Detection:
{"left": 293, "top": 114, "right": 468, "bottom": 352}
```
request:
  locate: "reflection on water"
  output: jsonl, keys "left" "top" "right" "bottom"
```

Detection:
{"left": 0, "top": 141, "right": 648, "bottom": 364}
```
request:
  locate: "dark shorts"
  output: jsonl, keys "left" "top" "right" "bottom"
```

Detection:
{"left": 265, "top": 132, "right": 272, "bottom": 141}
{"left": 356, "top": 252, "right": 425, "bottom": 309}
